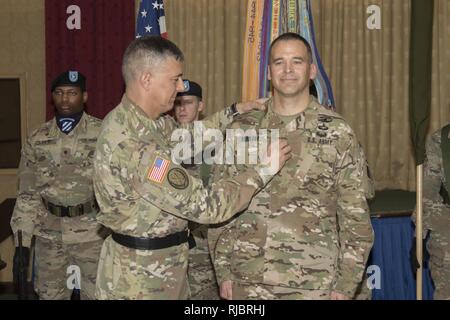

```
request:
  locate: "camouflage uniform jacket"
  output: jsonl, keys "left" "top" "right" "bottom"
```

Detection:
{"left": 421, "top": 128, "right": 450, "bottom": 259}
{"left": 11, "top": 112, "right": 103, "bottom": 247}
{"left": 93, "top": 94, "right": 270, "bottom": 243}
{"left": 214, "top": 97, "right": 374, "bottom": 298}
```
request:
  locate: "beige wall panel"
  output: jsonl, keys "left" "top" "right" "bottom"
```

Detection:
{"left": 0, "top": 0, "right": 45, "bottom": 282}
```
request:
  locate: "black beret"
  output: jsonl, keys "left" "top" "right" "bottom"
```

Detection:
{"left": 51, "top": 70, "right": 86, "bottom": 92}
{"left": 177, "top": 79, "right": 202, "bottom": 99}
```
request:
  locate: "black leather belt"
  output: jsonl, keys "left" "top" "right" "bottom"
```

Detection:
{"left": 112, "top": 230, "right": 196, "bottom": 250}
{"left": 42, "top": 198, "right": 99, "bottom": 217}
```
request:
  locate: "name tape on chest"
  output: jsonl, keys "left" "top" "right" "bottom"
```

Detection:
{"left": 35, "top": 139, "right": 57, "bottom": 146}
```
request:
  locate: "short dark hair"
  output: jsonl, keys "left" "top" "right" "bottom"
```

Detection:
{"left": 122, "top": 36, "right": 184, "bottom": 85}
{"left": 269, "top": 32, "right": 313, "bottom": 63}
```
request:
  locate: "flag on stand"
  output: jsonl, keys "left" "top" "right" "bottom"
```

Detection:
{"left": 136, "top": 0, "right": 168, "bottom": 38}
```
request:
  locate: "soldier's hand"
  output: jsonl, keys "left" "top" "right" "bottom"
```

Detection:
{"left": 262, "top": 138, "right": 292, "bottom": 175}
{"left": 410, "top": 237, "right": 430, "bottom": 278}
{"left": 330, "top": 291, "right": 349, "bottom": 300}
{"left": 219, "top": 280, "right": 233, "bottom": 300}
{"left": 277, "top": 138, "right": 292, "bottom": 169}
{"left": 235, "top": 98, "right": 268, "bottom": 114}
{"left": 12, "top": 246, "right": 30, "bottom": 291}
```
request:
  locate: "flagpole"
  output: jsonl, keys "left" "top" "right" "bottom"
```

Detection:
{"left": 416, "top": 164, "right": 423, "bottom": 300}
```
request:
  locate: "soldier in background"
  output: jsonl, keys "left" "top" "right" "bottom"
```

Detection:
{"left": 173, "top": 79, "right": 220, "bottom": 300}
{"left": 213, "top": 33, "right": 374, "bottom": 300}
{"left": 413, "top": 125, "right": 450, "bottom": 299}
{"left": 10, "top": 71, "right": 106, "bottom": 299}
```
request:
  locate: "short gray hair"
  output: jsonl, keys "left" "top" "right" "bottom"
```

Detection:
{"left": 122, "top": 36, "right": 184, "bottom": 85}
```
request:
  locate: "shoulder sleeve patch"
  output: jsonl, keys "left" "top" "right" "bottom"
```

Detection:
{"left": 167, "top": 167, "right": 189, "bottom": 189}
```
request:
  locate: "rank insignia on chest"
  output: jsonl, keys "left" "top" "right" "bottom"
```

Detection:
{"left": 147, "top": 156, "right": 170, "bottom": 183}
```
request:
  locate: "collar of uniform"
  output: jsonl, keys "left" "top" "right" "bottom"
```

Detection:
{"left": 77, "top": 112, "right": 89, "bottom": 134}
{"left": 264, "top": 98, "right": 284, "bottom": 128}
{"left": 302, "top": 97, "right": 323, "bottom": 123}
{"left": 49, "top": 117, "right": 60, "bottom": 137}
{"left": 121, "top": 94, "right": 159, "bottom": 134}
{"left": 266, "top": 95, "right": 319, "bottom": 119}
{"left": 305, "top": 95, "right": 321, "bottom": 114}
{"left": 265, "top": 95, "right": 321, "bottom": 132}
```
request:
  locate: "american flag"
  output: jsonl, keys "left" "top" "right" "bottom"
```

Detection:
{"left": 136, "top": 0, "right": 168, "bottom": 39}
{"left": 147, "top": 157, "right": 170, "bottom": 183}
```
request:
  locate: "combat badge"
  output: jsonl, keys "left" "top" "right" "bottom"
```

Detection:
{"left": 167, "top": 168, "right": 189, "bottom": 189}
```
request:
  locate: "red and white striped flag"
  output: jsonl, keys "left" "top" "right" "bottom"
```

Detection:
{"left": 147, "top": 157, "right": 170, "bottom": 183}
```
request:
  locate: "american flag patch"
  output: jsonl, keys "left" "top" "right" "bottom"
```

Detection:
{"left": 147, "top": 157, "right": 170, "bottom": 183}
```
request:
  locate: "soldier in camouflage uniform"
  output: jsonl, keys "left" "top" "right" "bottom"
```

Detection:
{"left": 10, "top": 71, "right": 106, "bottom": 300}
{"left": 354, "top": 142, "right": 375, "bottom": 300}
{"left": 213, "top": 33, "right": 374, "bottom": 300}
{"left": 93, "top": 36, "right": 291, "bottom": 300}
{"left": 173, "top": 79, "right": 220, "bottom": 300}
{"left": 418, "top": 126, "right": 450, "bottom": 299}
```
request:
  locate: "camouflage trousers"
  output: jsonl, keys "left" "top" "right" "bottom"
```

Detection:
{"left": 187, "top": 228, "right": 220, "bottom": 300}
{"left": 428, "top": 240, "right": 450, "bottom": 300}
{"left": 231, "top": 282, "right": 331, "bottom": 300}
{"left": 33, "top": 236, "right": 103, "bottom": 300}
{"left": 353, "top": 269, "right": 372, "bottom": 300}
{"left": 95, "top": 235, "right": 190, "bottom": 300}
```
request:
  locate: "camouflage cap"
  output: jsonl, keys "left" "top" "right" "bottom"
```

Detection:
{"left": 51, "top": 70, "right": 86, "bottom": 92}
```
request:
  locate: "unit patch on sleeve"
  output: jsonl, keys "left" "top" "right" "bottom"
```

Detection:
{"left": 167, "top": 168, "right": 189, "bottom": 189}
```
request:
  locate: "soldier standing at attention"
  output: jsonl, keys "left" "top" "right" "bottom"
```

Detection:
{"left": 93, "top": 36, "right": 291, "bottom": 300}
{"left": 214, "top": 33, "right": 374, "bottom": 300}
{"left": 411, "top": 125, "right": 450, "bottom": 299}
{"left": 173, "top": 79, "right": 220, "bottom": 300}
{"left": 10, "top": 71, "right": 106, "bottom": 299}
